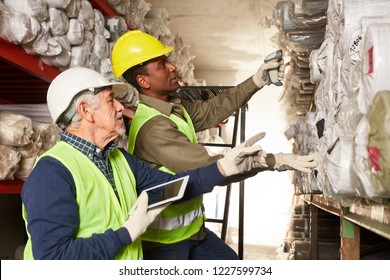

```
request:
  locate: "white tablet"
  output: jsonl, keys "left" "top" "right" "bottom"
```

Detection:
{"left": 145, "top": 175, "right": 189, "bottom": 209}
{"left": 128, "top": 176, "right": 189, "bottom": 215}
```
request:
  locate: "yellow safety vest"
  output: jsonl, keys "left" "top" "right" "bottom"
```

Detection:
{"left": 128, "top": 103, "right": 204, "bottom": 244}
{"left": 22, "top": 141, "right": 142, "bottom": 260}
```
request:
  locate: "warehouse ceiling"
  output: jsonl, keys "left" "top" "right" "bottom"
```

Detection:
{"left": 147, "top": 0, "right": 281, "bottom": 74}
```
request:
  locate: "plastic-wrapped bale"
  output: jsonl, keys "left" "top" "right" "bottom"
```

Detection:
{"left": 14, "top": 157, "right": 36, "bottom": 181}
{"left": 0, "top": 103, "right": 52, "bottom": 124}
{"left": 0, "top": 145, "right": 21, "bottom": 180}
{"left": 94, "top": 9, "right": 110, "bottom": 39}
{"left": 3, "top": 0, "right": 49, "bottom": 23}
{"left": 22, "top": 21, "right": 62, "bottom": 56}
{"left": 107, "top": 0, "right": 129, "bottom": 17}
{"left": 77, "top": 0, "right": 94, "bottom": 31}
{"left": 48, "top": 7, "right": 69, "bottom": 36}
{"left": 324, "top": 136, "right": 364, "bottom": 200}
{"left": 32, "top": 121, "right": 61, "bottom": 154}
{"left": 367, "top": 90, "right": 390, "bottom": 198}
{"left": 126, "top": 0, "right": 151, "bottom": 30}
{"left": 41, "top": 35, "right": 71, "bottom": 69}
{"left": 65, "top": 0, "right": 82, "bottom": 18}
{"left": 70, "top": 45, "right": 89, "bottom": 68}
{"left": 67, "top": 18, "right": 84, "bottom": 45}
{"left": 46, "top": 0, "right": 72, "bottom": 9}
{"left": 105, "top": 16, "right": 128, "bottom": 42}
{"left": 300, "top": 0, "right": 328, "bottom": 16}
{"left": 361, "top": 22, "right": 390, "bottom": 115}
{"left": 93, "top": 34, "right": 109, "bottom": 60}
{"left": 0, "top": 2, "right": 41, "bottom": 45}
{"left": 0, "top": 111, "right": 33, "bottom": 147}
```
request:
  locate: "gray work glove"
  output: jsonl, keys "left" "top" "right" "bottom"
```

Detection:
{"left": 123, "top": 191, "right": 169, "bottom": 242}
{"left": 273, "top": 153, "right": 318, "bottom": 174}
{"left": 252, "top": 60, "right": 285, "bottom": 88}
{"left": 218, "top": 132, "right": 268, "bottom": 177}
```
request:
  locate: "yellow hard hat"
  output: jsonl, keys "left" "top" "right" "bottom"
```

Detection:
{"left": 111, "top": 30, "right": 174, "bottom": 78}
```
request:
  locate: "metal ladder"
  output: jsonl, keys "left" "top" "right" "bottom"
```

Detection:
{"left": 173, "top": 86, "right": 247, "bottom": 259}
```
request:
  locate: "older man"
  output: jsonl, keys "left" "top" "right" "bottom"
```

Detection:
{"left": 21, "top": 67, "right": 294, "bottom": 260}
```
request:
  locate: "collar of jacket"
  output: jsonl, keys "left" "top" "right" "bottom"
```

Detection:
{"left": 139, "top": 94, "right": 182, "bottom": 117}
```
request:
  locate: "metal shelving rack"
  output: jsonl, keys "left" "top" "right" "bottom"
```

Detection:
{"left": 302, "top": 194, "right": 390, "bottom": 259}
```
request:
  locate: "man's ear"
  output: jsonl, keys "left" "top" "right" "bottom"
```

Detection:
{"left": 77, "top": 100, "right": 94, "bottom": 123}
{"left": 137, "top": 75, "right": 150, "bottom": 90}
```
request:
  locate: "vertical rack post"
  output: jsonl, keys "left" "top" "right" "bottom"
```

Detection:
{"left": 238, "top": 104, "right": 247, "bottom": 260}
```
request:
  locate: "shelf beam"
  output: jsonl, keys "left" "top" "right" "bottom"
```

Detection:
{"left": 304, "top": 195, "right": 390, "bottom": 241}
{"left": 90, "top": 0, "right": 118, "bottom": 16}
{"left": 0, "top": 38, "right": 61, "bottom": 82}
{"left": 0, "top": 179, "right": 23, "bottom": 194}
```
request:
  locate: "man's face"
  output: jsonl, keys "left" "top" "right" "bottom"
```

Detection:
{"left": 144, "top": 56, "right": 180, "bottom": 94}
{"left": 93, "top": 88, "right": 125, "bottom": 139}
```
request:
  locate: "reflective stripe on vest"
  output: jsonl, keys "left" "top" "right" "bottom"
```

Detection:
{"left": 148, "top": 203, "right": 204, "bottom": 230}
{"left": 128, "top": 103, "right": 205, "bottom": 244}
{"left": 22, "top": 142, "right": 142, "bottom": 260}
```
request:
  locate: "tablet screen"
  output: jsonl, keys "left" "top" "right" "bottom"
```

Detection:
{"left": 145, "top": 175, "right": 189, "bottom": 209}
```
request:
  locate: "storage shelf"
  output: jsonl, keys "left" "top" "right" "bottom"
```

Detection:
{"left": 0, "top": 38, "right": 61, "bottom": 82}
{"left": 0, "top": 179, "right": 23, "bottom": 194}
{"left": 303, "top": 195, "right": 390, "bottom": 240}
{"left": 0, "top": 0, "right": 123, "bottom": 195}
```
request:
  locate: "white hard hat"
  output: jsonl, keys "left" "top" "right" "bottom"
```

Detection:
{"left": 47, "top": 67, "right": 128, "bottom": 127}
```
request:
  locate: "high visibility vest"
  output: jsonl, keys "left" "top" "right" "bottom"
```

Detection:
{"left": 22, "top": 141, "right": 142, "bottom": 260}
{"left": 128, "top": 103, "right": 204, "bottom": 244}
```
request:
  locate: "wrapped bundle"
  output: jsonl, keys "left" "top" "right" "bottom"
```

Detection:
{"left": 360, "top": 22, "right": 390, "bottom": 114}
{"left": 66, "top": 18, "right": 84, "bottom": 45}
{"left": 14, "top": 157, "right": 36, "bottom": 181}
{"left": 0, "top": 145, "right": 21, "bottom": 180}
{"left": 126, "top": 0, "right": 151, "bottom": 30}
{"left": 107, "top": 0, "right": 129, "bottom": 16}
{"left": 93, "top": 34, "right": 109, "bottom": 60}
{"left": 77, "top": 0, "right": 94, "bottom": 31}
{"left": 32, "top": 122, "right": 61, "bottom": 154}
{"left": 3, "top": 0, "right": 48, "bottom": 23}
{"left": 70, "top": 45, "right": 89, "bottom": 67}
{"left": 94, "top": 9, "right": 110, "bottom": 38}
{"left": 105, "top": 16, "right": 128, "bottom": 42}
{"left": 46, "top": 0, "right": 73, "bottom": 9}
{"left": 324, "top": 136, "right": 363, "bottom": 198}
{"left": 0, "top": 104, "right": 51, "bottom": 123}
{"left": 41, "top": 36, "right": 71, "bottom": 69}
{"left": 22, "top": 21, "right": 62, "bottom": 56}
{"left": 0, "top": 111, "right": 33, "bottom": 147}
{"left": 65, "top": 0, "right": 82, "bottom": 18}
{"left": 48, "top": 7, "right": 69, "bottom": 36}
{"left": 367, "top": 91, "right": 390, "bottom": 198}
{"left": 0, "top": 3, "right": 41, "bottom": 44}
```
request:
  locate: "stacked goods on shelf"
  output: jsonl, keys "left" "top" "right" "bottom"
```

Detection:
{"left": 0, "top": 0, "right": 199, "bottom": 99}
{"left": 108, "top": 0, "right": 198, "bottom": 86}
{"left": 272, "top": 0, "right": 328, "bottom": 120}
{"left": 0, "top": 0, "right": 199, "bottom": 185}
{"left": 279, "top": 204, "right": 310, "bottom": 260}
{"left": 272, "top": 0, "right": 390, "bottom": 204}
{"left": 0, "top": 110, "right": 60, "bottom": 182}
{"left": 281, "top": 203, "right": 341, "bottom": 260}
{"left": 271, "top": 0, "right": 329, "bottom": 195}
